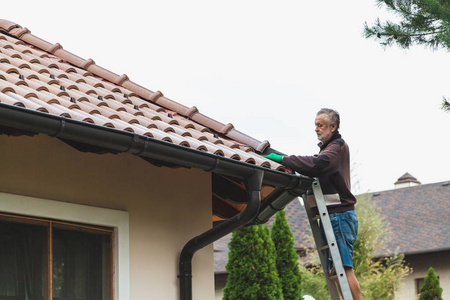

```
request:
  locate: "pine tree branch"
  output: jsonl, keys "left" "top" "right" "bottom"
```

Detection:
{"left": 377, "top": 28, "right": 446, "bottom": 37}
{"left": 441, "top": 97, "right": 450, "bottom": 112}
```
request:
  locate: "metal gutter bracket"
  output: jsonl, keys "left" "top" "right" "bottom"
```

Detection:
{"left": 178, "top": 169, "right": 264, "bottom": 300}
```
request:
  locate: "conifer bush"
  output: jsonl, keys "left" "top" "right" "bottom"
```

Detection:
{"left": 223, "top": 224, "right": 283, "bottom": 299}
{"left": 419, "top": 267, "right": 443, "bottom": 300}
{"left": 271, "top": 210, "right": 302, "bottom": 299}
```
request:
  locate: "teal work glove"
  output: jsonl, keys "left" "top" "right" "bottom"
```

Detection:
{"left": 261, "top": 153, "right": 284, "bottom": 164}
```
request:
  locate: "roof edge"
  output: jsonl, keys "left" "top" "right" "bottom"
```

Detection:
{"left": 0, "top": 20, "right": 21, "bottom": 32}
{"left": 0, "top": 102, "right": 312, "bottom": 191}
{"left": 376, "top": 247, "right": 450, "bottom": 258}
{"left": 369, "top": 180, "right": 450, "bottom": 194}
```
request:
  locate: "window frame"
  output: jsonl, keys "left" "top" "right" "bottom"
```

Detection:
{"left": 0, "top": 192, "right": 130, "bottom": 300}
{"left": 415, "top": 275, "right": 440, "bottom": 299}
{"left": 415, "top": 277, "right": 424, "bottom": 298}
{"left": 0, "top": 212, "right": 114, "bottom": 299}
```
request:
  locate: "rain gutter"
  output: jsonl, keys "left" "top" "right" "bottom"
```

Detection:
{"left": 0, "top": 103, "right": 314, "bottom": 299}
{"left": 0, "top": 103, "right": 312, "bottom": 189}
{"left": 252, "top": 146, "right": 310, "bottom": 224}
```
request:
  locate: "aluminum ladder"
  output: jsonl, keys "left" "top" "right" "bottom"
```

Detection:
{"left": 302, "top": 179, "right": 353, "bottom": 300}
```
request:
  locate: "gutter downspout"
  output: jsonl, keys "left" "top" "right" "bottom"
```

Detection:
{"left": 178, "top": 169, "right": 264, "bottom": 300}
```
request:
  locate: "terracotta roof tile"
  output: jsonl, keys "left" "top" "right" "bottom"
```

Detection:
{"left": 0, "top": 20, "right": 284, "bottom": 171}
{"left": 0, "top": 20, "right": 282, "bottom": 171}
{"left": 0, "top": 30, "right": 280, "bottom": 169}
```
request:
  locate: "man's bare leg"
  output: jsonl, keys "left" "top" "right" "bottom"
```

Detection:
{"left": 331, "top": 268, "right": 362, "bottom": 300}
{"left": 344, "top": 267, "right": 362, "bottom": 300}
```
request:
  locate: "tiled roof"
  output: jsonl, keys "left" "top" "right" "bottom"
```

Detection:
{"left": 0, "top": 19, "right": 284, "bottom": 172}
{"left": 0, "top": 20, "right": 297, "bottom": 222}
{"left": 372, "top": 181, "right": 450, "bottom": 256}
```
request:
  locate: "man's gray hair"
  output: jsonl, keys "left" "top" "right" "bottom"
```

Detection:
{"left": 317, "top": 108, "right": 340, "bottom": 129}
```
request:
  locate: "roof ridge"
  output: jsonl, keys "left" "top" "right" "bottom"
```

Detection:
{"left": 0, "top": 19, "right": 270, "bottom": 153}
{"left": 369, "top": 179, "right": 450, "bottom": 194}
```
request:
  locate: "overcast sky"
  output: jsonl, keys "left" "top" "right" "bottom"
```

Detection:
{"left": 4, "top": 0, "right": 449, "bottom": 193}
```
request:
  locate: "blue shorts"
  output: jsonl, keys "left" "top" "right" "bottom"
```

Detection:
{"left": 320, "top": 210, "right": 358, "bottom": 270}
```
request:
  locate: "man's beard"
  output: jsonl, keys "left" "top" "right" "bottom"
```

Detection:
{"left": 318, "top": 132, "right": 332, "bottom": 143}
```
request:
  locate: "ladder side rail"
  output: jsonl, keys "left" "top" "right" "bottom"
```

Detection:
{"left": 302, "top": 194, "right": 341, "bottom": 300}
{"left": 312, "top": 179, "right": 353, "bottom": 300}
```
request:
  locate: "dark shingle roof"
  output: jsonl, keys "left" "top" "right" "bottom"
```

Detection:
{"left": 373, "top": 181, "right": 450, "bottom": 256}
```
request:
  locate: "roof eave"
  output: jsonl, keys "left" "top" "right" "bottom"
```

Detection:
{"left": 0, "top": 102, "right": 313, "bottom": 192}
{"left": 375, "top": 246, "right": 450, "bottom": 258}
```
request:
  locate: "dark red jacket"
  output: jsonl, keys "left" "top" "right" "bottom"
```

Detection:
{"left": 282, "top": 132, "right": 356, "bottom": 213}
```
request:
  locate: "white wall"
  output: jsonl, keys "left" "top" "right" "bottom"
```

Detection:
{"left": 0, "top": 134, "right": 214, "bottom": 300}
{"left": 397, "top": 252, "right": 450, "bottom": 300}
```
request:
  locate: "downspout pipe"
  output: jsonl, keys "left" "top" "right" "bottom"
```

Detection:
{"left": 178, "top": 169, "right": 264, "bottom": 300}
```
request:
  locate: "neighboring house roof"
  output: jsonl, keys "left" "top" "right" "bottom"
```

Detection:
{"left": 214, "top": 178, "right": 450, "bottom": 274}
{"left": 0, "top": 20, "right": 312, "bottom": 222}
{"left": 372, "top": 180, "right": 450, "bottom": 256}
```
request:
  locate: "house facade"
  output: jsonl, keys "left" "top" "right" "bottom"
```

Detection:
{"left": 0, "top": 19, "right": 313, "bottom": 300}
{"left": 372, "top": 174, "right": 450, "bottom": 300}
{"left": 1, "top": 133, "right": 213, "bottom": 299}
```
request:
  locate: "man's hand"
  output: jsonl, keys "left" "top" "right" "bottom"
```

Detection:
{"left": 261, "top": 153, "right": 284, "bottom": 164}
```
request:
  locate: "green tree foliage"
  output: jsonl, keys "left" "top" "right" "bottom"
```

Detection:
{"left": 354, "top": 194, "right": 411, "bottom": 299}
{"left": 419, "top": 267, "right": 443, "bottom": 300}
{"left": 271, "top": 210, "right": 302, "bottom": 299}
{"left": 223, "top": 224, "right": 283, "bottom": 299}
{"left": 442, "top": 97, "right": 450, "bottom": 112}
{"left": 364, "top": 0, "right": 450, "bottom": 51}
{"left": 364, "top": 0, "right": 450, "bottom": 113}
{"left": 299, "top": 194, "right": 411, "bottom": 299}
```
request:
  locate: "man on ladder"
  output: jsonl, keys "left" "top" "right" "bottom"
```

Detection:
{"left": 263, "top": 108, "right": 362, "bottom": 300}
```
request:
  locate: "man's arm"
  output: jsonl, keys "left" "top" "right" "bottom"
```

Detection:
{"left": 280, "top": 143, "right": 341, "bottom": 177}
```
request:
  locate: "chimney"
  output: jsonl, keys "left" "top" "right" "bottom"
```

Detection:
{"left": 394, "top": 172, "right": 421, "bottom": 189}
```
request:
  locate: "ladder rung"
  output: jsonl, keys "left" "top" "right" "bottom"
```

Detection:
{"left": 329, "top": 275, "right": 337, "bottom": 281}
{"left": 329, "top": 271, "right": 345, "bottom": 281}
{"left": 320, "top": 245, "right": 329, "bottom": 251}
